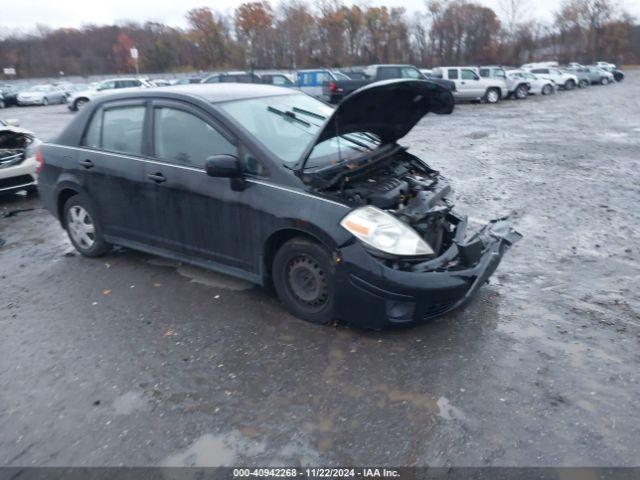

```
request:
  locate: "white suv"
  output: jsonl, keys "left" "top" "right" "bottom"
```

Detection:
{"left": 0, "top": 119, "right": 40, "bottom": 195}
{"left": 67, "top": 78, "right": 152, "bottom": 111}
{"left": 432, "top": 66, "right": 508, "bottom": 103}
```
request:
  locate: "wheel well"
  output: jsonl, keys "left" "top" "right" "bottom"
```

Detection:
{"left": 486, "top": 87, "right": 501, "bottom": 98}
{"left": 57, "top": 188, "right": 78, "bottom": 224}
{"left": 263, "top": 229, "right": 325, "bottom": 280}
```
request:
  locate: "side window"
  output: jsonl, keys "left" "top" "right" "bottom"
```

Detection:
{"left": 400, "top": 67, "right": 421, "bottom": 79}
{"left": 153, "top": 107, "right": 236, "bottom": 168}
{"left": 495, "top": 69, "right": 506, "bottom": 78}
{"left": 461, "top": 69, "right": 478, "bottom": 80}
{"left": 100, "top": 81, "right": 116, "bottom": 90}
{"left": 102, "top": 106, "right": 145, "bottom": 156}
{"left": 316, "top": 72, "right": 330, "bottom": 83}
{"left": 82, "top": 108, "right": 102, "bottom": 149}
{"left": 301, "top": 73, "right": 315, "bottom": 86}
{"left": 204, "top": 75, "right": 220, "bottom": 84}
{"left": 272, "top": 75, "right": 288, "bottom": 86}
{"left": 479, "top": 68, "right": 490, "bottom": 77}
{"left": 447, "top": 69, "right": 459, "bottom": 80}
{"left": 377, "top": 67, "right": 399, "bottom": 80}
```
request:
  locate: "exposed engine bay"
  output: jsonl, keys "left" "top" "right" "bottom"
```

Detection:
{"left": 0, "top": 128, "right": 34, "bottom": 168}
{"left": 324, "top": 149, "right": 459, "bottom": 262}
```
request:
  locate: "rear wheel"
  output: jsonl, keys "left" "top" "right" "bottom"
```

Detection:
{"left": 484, "top": 88, "right": 500, "bottom": 104}
{"left": 600, "top": 77, "right": 609, "bottom": 85}
{"left": 564, "top": 79, "right": 575, "bottom": 90}
{"left": 63, "top": 194, "right": 111, "bottom": 257}
{"left": 42, "top": 97, "right": 49, "bottom": 106}
{"left": 579, "top": 79, "right": 589, "bottom": 88}
{"left": 272, "top": 238, "right": 335, "bottom": 325}
{"left": 541, "top": 84, "right": 552, "bottom": 95}
{"left": 74, "top": 98, "right": 88, "bottom": 111}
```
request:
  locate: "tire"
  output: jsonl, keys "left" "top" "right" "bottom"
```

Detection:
{"left": 564, "top": 79, "right": 575, "bottom": 90}
{"left": 272, "top": 237, "right": 335, "bottom": 325}
{"left": 43, "top": 97, "right": 49, "bottom": 106}
{"left": 579, "top": 79, "right": 589, "bottom": 88}
{"left": 541, "top": 84, "right": 552, "bottom": 95}
{"left": 484, "top": 88, "right": 500, "bottom": 104}
{"left": 515, "top": 84, "right": 528, "bottom": 99}
{"left": 63, "top": 194, "right": 111, "bottom": 257}
{"left": 74, "top": 98, "right": 88, "bottom": 111}
{"left": 600, "top": 77, "right": 609, "bottom": 85}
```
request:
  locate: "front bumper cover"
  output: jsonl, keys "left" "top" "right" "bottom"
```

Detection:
{"left": 333, "top": 216, "right": 522, "bottom": 329}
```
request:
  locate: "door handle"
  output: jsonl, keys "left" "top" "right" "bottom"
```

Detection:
{"left": 147, "top": 172, "right": 166, "bottom": 183}
{"left": 79, "top": 159, "right": 94, "bottom": 169}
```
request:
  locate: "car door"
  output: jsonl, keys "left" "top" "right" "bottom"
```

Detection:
{"left": 141, "top": 100, "right": 256, "bottom": 270}
{"left": 460, "top": 68, "right": 482, "bottom": 97}
{"left": 77, "top": 100, "right": 151, "bottom": 244}
{"left": 447, "top": 69, "right": 466, "bottom": 97}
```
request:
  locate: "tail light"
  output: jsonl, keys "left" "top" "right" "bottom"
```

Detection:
{"left": 329, "top": 81, "right": 336, "bottom": 93}
{"left": 34, "top": 145, "right": 45, "bottom": 174}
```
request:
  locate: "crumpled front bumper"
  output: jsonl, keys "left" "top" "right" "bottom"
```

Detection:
{"left": 333, "top": 216, "right": 522, "bottom": 329}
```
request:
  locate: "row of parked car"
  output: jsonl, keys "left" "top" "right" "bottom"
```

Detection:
{"left": 0, "top": 60, "right": 623, "bottom": 112}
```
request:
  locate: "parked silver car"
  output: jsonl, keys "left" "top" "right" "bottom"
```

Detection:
{"left": 17, "top": 84, "right": 66, "bottom": 106}
{"left": 67, "top": 78, "right": 152, "bottom": 111}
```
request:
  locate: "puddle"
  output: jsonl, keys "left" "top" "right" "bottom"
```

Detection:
{"left": 437, "top": 396, "right": 465, "bottom": 420}
{"left": 112, "top": 391, "right": 146, "bottom": 415}
{"left": 162, "top": 432, "right": 265, "bottom": 467}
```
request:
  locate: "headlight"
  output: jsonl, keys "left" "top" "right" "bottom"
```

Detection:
{"left": 340, "top": 205, "right": 434, "bottom": 257}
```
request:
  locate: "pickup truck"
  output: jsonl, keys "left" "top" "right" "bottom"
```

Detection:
{"left": 321, "top": 64, "right": 455, "bottom": 103}
{"left": 431, "top": 66, "right": 508, "bottom": 103}
{"left": 476, "top": 66, "right": 530, "bottom": 99}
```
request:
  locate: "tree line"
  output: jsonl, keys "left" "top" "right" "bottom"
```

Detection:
{"left": 0, "top": 0, "right": 637, "bottom": 79}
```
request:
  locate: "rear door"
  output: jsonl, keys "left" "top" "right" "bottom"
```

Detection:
{"left": 77, "top": 100, "right": 151, "bottom": 244}
{"left": 141, "top": 100, "right": 257, "bottom": 270}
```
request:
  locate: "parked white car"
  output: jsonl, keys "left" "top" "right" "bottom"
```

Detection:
{"left": 431, "top": 66, "right": 508, "bottom": 103}
{"left": 524, "top": 67, "right": 578, "bottom": 90}
{"left": 507, "top": 70, "right": 555, "bottom": 95}
{"left": 67, "top": 78, "right": 153, "bottom": 111}
{"left": 596, "top": 61, "right": 616, "bottom": 71}
{"left": 0, "top": 119, "right": 40, "bottom": 195}
{"left": 17, "top": 84, "right": 66, "bottom": 106}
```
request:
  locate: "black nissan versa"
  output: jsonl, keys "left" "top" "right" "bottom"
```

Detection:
{"left": 37, "top": 80, "right": 521, "bottom": 329}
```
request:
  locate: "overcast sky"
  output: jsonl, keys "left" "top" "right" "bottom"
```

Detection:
{"left": 1, "top": 0, "right": 639, "bottom": 33}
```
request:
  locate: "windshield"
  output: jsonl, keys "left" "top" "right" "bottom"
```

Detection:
{"left": 219, "top": 93, "right": 381, "bottom": 169}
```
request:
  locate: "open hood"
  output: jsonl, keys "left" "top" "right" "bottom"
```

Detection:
{"left": 296, "top": 79, "right": 454, "bottom": 175}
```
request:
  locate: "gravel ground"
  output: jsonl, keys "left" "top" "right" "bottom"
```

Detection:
{"left": 1, "top": 74, "right": 639, "bottom": 467}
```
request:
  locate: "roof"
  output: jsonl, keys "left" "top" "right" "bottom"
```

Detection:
{"left": 99, "top": 83, "right": 295, "bottom": 104}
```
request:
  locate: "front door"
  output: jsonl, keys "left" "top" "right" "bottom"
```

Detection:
{"left": 140, "top": 100, "right": 256, "bottom": 272}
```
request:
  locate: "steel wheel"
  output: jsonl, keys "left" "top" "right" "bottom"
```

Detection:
{"left": 542, "top": 84, "right": 552, "bottom": 95}
{"left": 68, "top": 205, "right": 96, "bottom": 249}
{"left": 286, "top": 255, "right": 328, "bottom": 308}
{"left": 515, "top": 85, "right": 528, "bottom": 99}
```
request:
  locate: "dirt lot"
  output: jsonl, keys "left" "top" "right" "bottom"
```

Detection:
{"left": 1, "top": 75, "right": 639, "bottom": 467}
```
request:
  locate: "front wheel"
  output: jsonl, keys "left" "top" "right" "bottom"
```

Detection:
{"left": 272, "top": 238, "right": 335, "bottom": 325}
{"left": 515, "top": 85, "right": 528, "bottom": 99}
{"left": 63, "top": 194, "right": 111, "bottom": 257}
{"left": 484, "top": 88, "right": 500, "bottom": 104}
{"left": 600, "top": 77, "right": 609, "bottom": 85}
{"left": 42, "top": 97, "right": 49, "bottom": 106}
{"left": 564, "top": 79, "right": 575, "bottom": 90}
{"left": 541, "top": 84, "right": 552, "bottom": 95}
{"left": 73, "top": 98, "right": 88, "bottom": 111}
{"left": 579, "top": 79, "right": 589, "bottom": 88}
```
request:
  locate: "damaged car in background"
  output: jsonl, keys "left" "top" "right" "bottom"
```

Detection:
{"left": 37, "top": 80, "right": 521, "bottom": 329}
{"left": 0, "top": 119, "right": 40, "bottom": 195}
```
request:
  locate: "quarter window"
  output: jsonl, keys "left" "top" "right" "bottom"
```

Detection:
{"left": 153, "top": 107, "right": 236, "bottom": 168}
{"left": 102, "top": 106, "right": 145, "bottom": 156}
{"left": 83, "top": 108, "right": 102, "bottom": 149}
{"left": 447, "top": 69, "right": 459, "bottom": 80}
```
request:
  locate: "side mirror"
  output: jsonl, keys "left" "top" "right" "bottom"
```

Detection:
{"left": 205, "top": 155, "right": 242, "bottom": 178}
{"left": 205, "top": 154, "right": 245, "bottom": 191}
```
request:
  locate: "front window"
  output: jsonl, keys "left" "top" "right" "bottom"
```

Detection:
{"left": 219, "top": 93, "right": 380, "bottom": 169}
{"left": 153, "top": 107, "right": 236, "bottom": 168}
{"left": 461, "top": 69, "right": 478, "bottom": 80}
{"left": 401, "top": 67, "right": 422, "bottom": 79}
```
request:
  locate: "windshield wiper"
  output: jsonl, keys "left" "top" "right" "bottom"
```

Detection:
{"left": 292, "top": 107, "right": 326, "bottom": 121}
{"left": 266, "top": 106, "right": 311, "bottom": 127}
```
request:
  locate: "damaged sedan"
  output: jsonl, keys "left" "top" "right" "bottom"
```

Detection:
{"left": 37, "top": 80, "right": 520, "bottom": 328}
{"left": 0, "top": 119, "right": 40, "bottom": 195}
